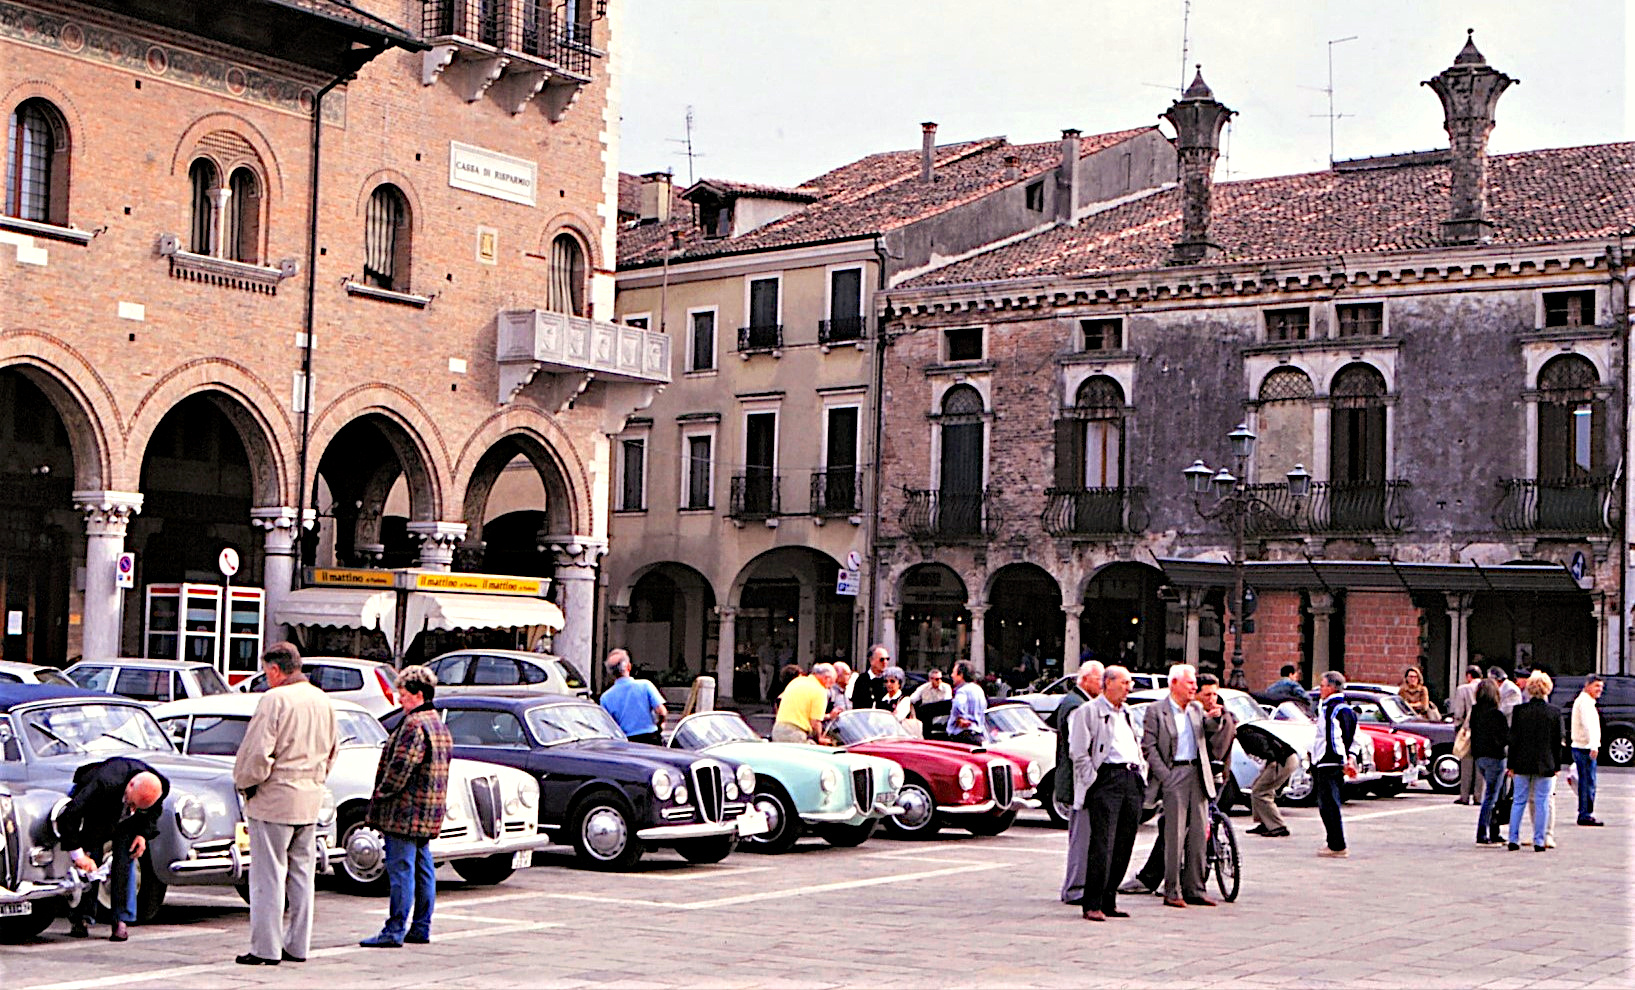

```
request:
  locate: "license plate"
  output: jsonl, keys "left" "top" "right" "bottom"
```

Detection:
{"left": 0, "top": 901, "right": 33, "bottom": 917}
{"left": 511, "top": 850, "right": 532, "bottom": 869}
{"left": 734, "top": 809, "right": 769, "bottom": 837}
{"left": 235, "top": 822, "right": 251, "bottom": 854}
{"left": 1403, "top": 766, "right": 1420, "bottom": 783}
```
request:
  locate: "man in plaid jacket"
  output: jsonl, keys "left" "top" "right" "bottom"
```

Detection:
{"left": 360, "top": 665, "right": 452, "bottom": 948}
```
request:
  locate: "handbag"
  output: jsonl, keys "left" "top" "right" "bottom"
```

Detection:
{"left": 1452, "top": 722, "right": 1472, "bottom": 759}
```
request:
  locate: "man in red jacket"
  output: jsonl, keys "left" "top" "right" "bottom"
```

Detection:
{"left": 360, "top": 665, "right": 452, "bottom": 948}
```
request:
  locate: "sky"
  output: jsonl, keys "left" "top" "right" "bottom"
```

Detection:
{"left": 615, "top": 0, "right": 1631, "bottom": 189}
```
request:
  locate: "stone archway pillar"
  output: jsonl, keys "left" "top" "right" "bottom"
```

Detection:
{"left": 74, "top": 491, "right": 143, "bottom": 659}
{"left": 545, "top": 536, "right": 605, "bottom": 678}
{"left": 408, "top": 521, "right": 468, "bottom": 572}
{"left": 252, "top": 506, "right": 302, "bottom": 647}
{"left": 968, "top": 603, "right": 988, "bottom": 676}
{"left": 1182, "top": 589, "right": 1205, "bottom": 667}
{"left": 1062, "top": 603, "right": 1085, "bottom": 675}
{"left": 715, "top": 606, "right": 738, "bottom": 702}
{"left": 1310, "top": 590, "right": 1337, "bottom": 674}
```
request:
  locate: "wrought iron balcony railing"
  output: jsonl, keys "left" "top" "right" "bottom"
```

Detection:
{"left": 1241, "top": 479, "right": 1414, "bottom": 536}
{"left": 737, "top": 324, "right": 784, "bottom": 353}
{"left": 730, "top": 471, "right": 781, "bottom": 520}
{"left": 1493, "top": 476, "right": 1618, "bottom": 533}
{"left": 1041, "top": 486, "right": 1149, "bottom": 536}
{"left": 819, "top": 316, "right": 866, "bottom": 346}
{"left": 900, "top": 488, "right": 998, "bottom": 540}
{"left": 424, "top": 0, "right": 506, "bottom": 48}
{"left": 810, "top": 469, "right": 863, "bottom": 516}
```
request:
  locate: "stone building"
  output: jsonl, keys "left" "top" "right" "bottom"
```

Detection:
{"left": 611, "top": 123, "right": 1173, "bottom": 699}
{"left": 1, "top": 0, "right": 663, "bottom": 677}
{"left": 874, "top": 39, "right": 1634, "bottom": 699}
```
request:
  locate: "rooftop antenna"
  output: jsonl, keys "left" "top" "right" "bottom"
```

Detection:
{"left": 1310, "top": 36, "right": 1358, "bottom": 164}
{"left": 1178, "top": 0, "right": 1192, "bottom": 94}
{"left": 666, "top": 105, "right": 704, "bottom": 186}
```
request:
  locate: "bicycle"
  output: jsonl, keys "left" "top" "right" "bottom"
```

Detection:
{"left": 1205, "top": 797, "right": 1240, "bottom": 902}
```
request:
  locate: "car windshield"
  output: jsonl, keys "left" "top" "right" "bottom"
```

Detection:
{"left": 1377, "top": 693, "right": 1416, "bottom": 721}
{"left": 986, "top": 705, "right": 1047, "bottom": 739}
{"left": 19, "top": 701, "right": 174, "bottom": 757}
{"left": 1273, "top": 701, "right": 1312, "bottom": 723}
{"left": 831, "top": 708, "right": 908, "bottom": 745}
{"left": 34, "top": 669, "right": 75, "bottom": 687}
{"left": 193, "top": 667, "right": 230, "bottom": 696}
{"left": 525, "top": 703, "right": 624, "bottom": 745}
{"left": 1224, "top": 694, "right": 1265, "bottom": 725}
{"left": 1028, "top": 675, "right": 1071, "bottom": 695}
{"left": 338, "top": 710, "right": 388, "bottom": 746}
{"left": 672, "top": 713, "right": 761, "bottom": 750}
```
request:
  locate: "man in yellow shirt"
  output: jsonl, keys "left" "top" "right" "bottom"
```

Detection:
{"left": 773, "top": 663, "right": 835, "bottom": 744}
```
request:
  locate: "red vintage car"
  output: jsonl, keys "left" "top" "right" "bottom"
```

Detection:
{"left": 828, "top": 708, "right": 1034, "bottom": 838}
{"left": 1355, "top": 723, "right": 1431, "bottom": 797}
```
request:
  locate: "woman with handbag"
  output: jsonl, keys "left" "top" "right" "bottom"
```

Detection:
{"left": 1469, "top": 679, "right": 1508, "bottom": 844}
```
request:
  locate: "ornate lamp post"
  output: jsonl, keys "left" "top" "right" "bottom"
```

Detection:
{"left": 1184, "top": 424, "right": 1311, "bottom": 690}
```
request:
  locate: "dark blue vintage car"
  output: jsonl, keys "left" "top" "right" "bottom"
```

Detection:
{"left": 386, "top": 696, "right": 765, "bottom": 871}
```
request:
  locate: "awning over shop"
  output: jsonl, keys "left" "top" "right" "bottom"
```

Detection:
{"left": 401, "top": 592, "right": 565, "bottom": 637}
{"left": 1154, "top": 558, "right": 1589, "bottom": 595}
{"left": 273, "top": 587, "right": 400, "bottom": 649}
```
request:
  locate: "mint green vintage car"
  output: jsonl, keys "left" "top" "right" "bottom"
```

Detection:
{"left": 668, "top": 712, "right": 904, "bottom": 853}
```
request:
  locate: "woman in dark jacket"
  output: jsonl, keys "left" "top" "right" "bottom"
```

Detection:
{"left": 1506, "top": 671, "right": 1562, "bottom": 852}
{"left": 1468, "top": 679, "right": 1508, "bottom": 844}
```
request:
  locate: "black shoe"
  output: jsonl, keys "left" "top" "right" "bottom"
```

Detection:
{"left": 1578, "top": 818, "right": 1604, "bottom": 827}
{"left": 1264, "top": 827, "right": 1291, "bottom": 838}
{"left": 68, "top": 921, "right": 89, "bottom": 939}
{"left": 281, "top": 950, "right": 306, "bottom": 963}
{"left": 235, "top": 954, "right": 280, "bottom": 966}
{"left": 1507, "top": 842, "right": 1520, "bottom": 851}
{"left": 109, "top": 921, "right": 128, "bottom": 943}
{"left": 1245, "top": 825, "right": 1270, "bottom": 835}
{"left": 405, "top": 933, "right": 431, "bottom": 945}
{"left": 1476, "top": 838, "right": 1492, "bottom": 845}
{"left": 1534, "top": 844, "right": 1547, "bottom": 852}
{"left": 1104, "top": 908, "right": 1131, "bottom": 918}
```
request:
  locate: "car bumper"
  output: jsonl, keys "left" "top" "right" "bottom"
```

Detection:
{"left": 169, "top": 836, "right": 334, "bottom": 883}
{"left": 0, "top": 875, "right": 85, "bottom": 906}
{"left": 938, "top": 795, "right": 1038, "bottom": 815}
{"left": 418, "top": 833, "right": 553, "bottom": 865}
{"left": 635, "top": 821, "right": 740, "bottom": 842}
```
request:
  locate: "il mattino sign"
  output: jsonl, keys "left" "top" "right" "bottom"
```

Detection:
{"left": 449, "top": 141, "right": 538, "bottom": 206}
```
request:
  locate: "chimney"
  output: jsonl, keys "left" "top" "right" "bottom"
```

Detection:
{"left": 1057, "top": 129, "right": 1082, "bottom": 224}
{"left": 921, "top": 122, "right": 937, "bottom": 182}
{"left": 639, "top": 171, "right": 672, "bottom": 224}
{"left": 1161, "top": 66, "right": 1234, "bottom": 266}
{"left": 1423, "top": 30, "right": 1516, "bottom": 245}
{"left": 1003, "top": 154, "right": 1020, "bottom": 181}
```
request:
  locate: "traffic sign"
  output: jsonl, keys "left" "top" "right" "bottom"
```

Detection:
{"left": 218, "top": 547, "right": 241, "bottom": 577}
{"left": 845, "top": 550, "right": 862, "bottom": 571}
{"left": 836, "top": 569, "right": 861, "bottom": 596}
{"left": 1570, "top": 551, "right": 1587, "bottom": 581}
{"left": 115, "top": 552, "right": 136, "bottom": 589}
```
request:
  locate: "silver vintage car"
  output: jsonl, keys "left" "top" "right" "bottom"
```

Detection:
{"left": 154, "top": 694, "right": 548, "bottom": 894}
{"left": 0, "top": 684, "right": 337, "bottom": 926}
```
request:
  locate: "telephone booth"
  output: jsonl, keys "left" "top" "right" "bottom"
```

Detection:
{"left": 143, "top": 583, "right": 265, "bottom": 686}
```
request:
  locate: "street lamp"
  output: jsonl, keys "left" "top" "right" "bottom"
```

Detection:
{"left": 1185, "top": 422, "right": 1310, "bottom": 690}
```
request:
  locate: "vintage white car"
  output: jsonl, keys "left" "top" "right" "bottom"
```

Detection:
{"left": 153, "top": 694, "right": 549, "bottom": 894}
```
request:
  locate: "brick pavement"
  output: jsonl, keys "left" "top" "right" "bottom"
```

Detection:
{"left": 1, "top": 774, "right": 1629, "bottom": 989}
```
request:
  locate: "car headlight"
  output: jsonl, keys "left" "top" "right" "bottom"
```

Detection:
{"left": 724, "top": 781, "right": 739, "bottom": 801}
{"left": 1025, "top": 761, "right": 1044, "bottom": 786}
{"left": 674, "top": 786, "right": 689, "bottom": 804}
{"left": 518, "top": 777, "right": 538, "bottom": 809}
{"left": 651, "top": 768, "right": 677, "bottom": 802}
{"left": 887, "top": 765, "right": 904, "bottom": 790}
{"left": 317, "top": 788, "right": 337, "bottom": 828}
{"left": 735, "top": 763, "right": 755, "bottom": 793}
{"left": 958, "top": 765, "right": 977, "bottom": 791}
{"left": 176, "top": 795, "right": 207, "bottom": 839}
{"left": 819, "top": 766, "right": 840, "bottom": 793}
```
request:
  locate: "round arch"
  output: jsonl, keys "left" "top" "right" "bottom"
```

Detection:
{"left": 1079, "top": 561, "right": 1169, "bottom": 672}
{"left": 306, "top": 385, "right": 450, "bottom": 519}
{"left": 619, "top": 562, "right": 718, "bottom": 683}
{"left": 727, "top": 547, "right": 850, "bottom": 693}
{"left": 168, "top": 111, "right": 285, "bottom": 201}
{"left": 459, "top": 433, "right": 579, "bottom": 548}
{"left": 0, "top": 333, "right": 116, "bottom": 489}
{"left": 896, "top": 562, "right": 971, "bottom": 674}
{"left": 452, "top": 407, "right": 590, "bottom": 537}
{"left": 986, "top": 562, "right": 1063, "bottom": 683}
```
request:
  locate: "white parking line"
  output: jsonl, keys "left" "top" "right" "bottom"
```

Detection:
{"left": 6, "top": 927, "right": 228, "bottom": 952}
{"left": 641, "top": 864, "right": 775, "bottom": 882}
{"left": 1346, "top": 802, "right": 1460, "bottom": 822}
{"left": 540, "top": 861, "right": 1007, "bottom": 912}
{"left": 25, "top": 920, "right": 563, "bottom": 990}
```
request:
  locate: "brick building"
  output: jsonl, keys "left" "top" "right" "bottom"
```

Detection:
{"left": 611, "top": 123, "right": 1173, "bottom": 699}
{"left": 874, "top": 39, "right": 1634, "bottom": 700}
{"left": 1, "top": 0, "right": 665, "bottom": 678}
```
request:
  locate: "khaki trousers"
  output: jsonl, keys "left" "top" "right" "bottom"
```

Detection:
{"left": 247, "top": 818, "right": 318, "bottom": 961}
{"left": 1251, "top": 754, "right": 1298, "bottom": 832}
{"left": 1159, "top": 764, "right": 1208, "bottom": 900}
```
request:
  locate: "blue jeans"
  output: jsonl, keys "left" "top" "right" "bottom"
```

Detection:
{"left": 73, "top": 839, "right": 137, "bottom": 925}
{"left": 1508, "top": 774, "right": 1553, "bottom": 847}
{"left": 382, "top": 835, "right": 435, "bottom": 942}
{"left": 1572, "top": 748, "right": 1597, "bottom": 822}
{"left": 1474, "top": 757, "right": 1506, "bottom": 841}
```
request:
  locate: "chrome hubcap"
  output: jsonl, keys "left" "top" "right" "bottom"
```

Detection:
{"left": 344, "top": 823, "right": 386, "bottom": 882}
{"left": 747, "top": 794, "right": 784, "bottom": 844}
{"left": 1607, "top": 737, "right": 1633, "bottom": 765}
{"left": 583, "top": 806, "right": 628, "bottom": 860}
{"left": 896, "top": 784, "right": 934, "bottom": 830}
{"left": 1433, "top": 754, "right": 1461, "bottom": 786}
{"left": 1284, "top": 771, "right": 1312, "bottom": 801}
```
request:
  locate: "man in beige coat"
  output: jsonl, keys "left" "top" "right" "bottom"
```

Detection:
{"left": 232, "top": 642, "right": 338, "bottom": 966}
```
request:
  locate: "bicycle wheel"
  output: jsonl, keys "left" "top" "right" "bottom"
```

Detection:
{"left": 1210, "top": 810, "right": 1241, "bottom": 903}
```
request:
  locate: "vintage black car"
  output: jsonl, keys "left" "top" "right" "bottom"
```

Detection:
{"left": 1312, "top": 688, "right": 1459, "bottom": 792}
{"left": 387, "top": 696, "right": 765, "bottom": 871}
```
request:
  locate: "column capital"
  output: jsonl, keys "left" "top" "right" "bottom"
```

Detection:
{"left": 407, "top": 521, "right": 468, "bottom": 570}
{"left": 74, "top": 490, "right": 143, "bottom": 536}
{"left": 1061, "top": 603, "right": 1085, "bottom": 618}
{"left": 542, "top": 535, "right": 607, "bottom": 571}
{"left": 967, "top": 603, "right": 989, "bottom": 619}
{"left": 1308, "top": 590, "right": 1336, "bottom": 615}
{"left": 1444, "top": 591, "right": 1473, "bottom": 613}
{"left": 715, "top": 605, "right": 738, "bottom": 618}
{"left": 251, "top": 506, "right": 306, "bottom": 555}
{"left": 251, "top": 506, "right": 317, "bottom": 531}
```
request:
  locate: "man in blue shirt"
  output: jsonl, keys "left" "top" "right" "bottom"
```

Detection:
{"left": 600, "top": 649, "right": 667, "bottom": 745}
{"left": 947, "top": 661, "right": 986, "bottom": 745}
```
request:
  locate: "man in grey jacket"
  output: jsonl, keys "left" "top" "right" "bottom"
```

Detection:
{"left": 1054, "top": 661, "right": 1104, "bottom": 905}
{"left": 1141, "top": 663, "right": 1223, "bottom": 907}
{"left": 1068, "top": 666, "right": 1145, "bottom": 921}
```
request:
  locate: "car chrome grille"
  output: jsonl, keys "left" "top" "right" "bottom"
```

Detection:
{"left": 0, "top": 797, "right": 18, "bottom": 890}
{"left": 852, "top": 769, "right": 874, "bottom": 813}
{"left": 661, "top": 806, "right": 694, "bottom": 821}
{"left": 690, "top": 763, "right": 723, "bottom": 823}
{"left": 439, "top": 824, "right": 471, "bottom": 841}
{"left": 989, "top": 764, "right": 1013, "bottom": 809}
{"left": 469, "top": 776, "right": 502, "bottom": 839}
{"left": 503, "top": 820, "right": 530, "bottom": 835}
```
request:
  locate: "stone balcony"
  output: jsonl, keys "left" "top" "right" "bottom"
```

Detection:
{"left": 496, "top": 309, "right": 671, "bottom": 408}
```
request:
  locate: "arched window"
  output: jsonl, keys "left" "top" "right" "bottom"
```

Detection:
{"left": 937, "top": 385, "right": 985, "bottom": 535}
{"left": 1329, "top": 364, "right": 1387, "bottom": 485}
{"left": 548, "top": 232, "right": 587, "bottom": 315}
{"left": 364, "top": 184, "right": 411, "bottom": 291}
{"left": 7, "top": 99, "right": 69, "bottom": 225}
{"left": 1256, "top": 367, "right": 1315, "bottom": 481}
{"left": 188, "top": 158, "right": 218, "bottom": 255}
{"left": 225, "top": 167, "right": 260, "bottom": 264}
{"left": 1054, "top": 376, "right": 1125, "bottom": 490}
{"left": 1537, "top": 355, "right": 1602, "bottom": 478}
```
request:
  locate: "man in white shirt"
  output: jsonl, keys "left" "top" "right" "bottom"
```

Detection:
{"left": 1571, "top": 676, "right": 1604, "bottom": 827}
{"left": 907, "top": 668, "right": 951, "bottom": 708}
{"left": 1068, "top": 666, "right": 1144, "bottom": 921}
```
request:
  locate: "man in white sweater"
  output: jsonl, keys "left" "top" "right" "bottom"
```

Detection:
{"left": 1571, "top": 676, "right": 1605, "bottom": 827}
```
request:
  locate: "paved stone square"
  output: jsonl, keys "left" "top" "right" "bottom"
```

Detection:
{"left": 2, "top": 774, "right": 1630, "bottom": 989}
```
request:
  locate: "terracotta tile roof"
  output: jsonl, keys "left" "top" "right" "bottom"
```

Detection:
{"left": 903, "top": 142, "right": 1635, "bottom": 287}
{"left": 685, "top": 179, "right": 819, "bottom": 203}
{"left": 618, "top": 126, "right": 1160, "bottom": 269}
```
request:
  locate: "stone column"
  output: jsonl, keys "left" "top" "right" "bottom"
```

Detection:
{"left": 880, "top": 606, "right": 897, "bottom": 667}
{"left": 1062, "top": 604, "right": 1084, "bottom": 675}
{"left": 968, "top": 603, "right": 988, "bottom": 676}
{"left": 406, "top": 521, "right": 468, "bottom": 572}
{"left": 1310, "top": 590, "right": 1337, "bottom": 674}
{"left": 1182, "top": 588, "right": 1204, "bottom": 667}
{"left": 715, "top": 606, "right": 738, "bottom": 702}
{"left": 251, "top": 506, "right": 301, "bottom": 647}
{"left": 74, "top": 491, "right": 143, "bottom": 660}
{"left": 545, "top": 537, "right": 605, "bottom": 683}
